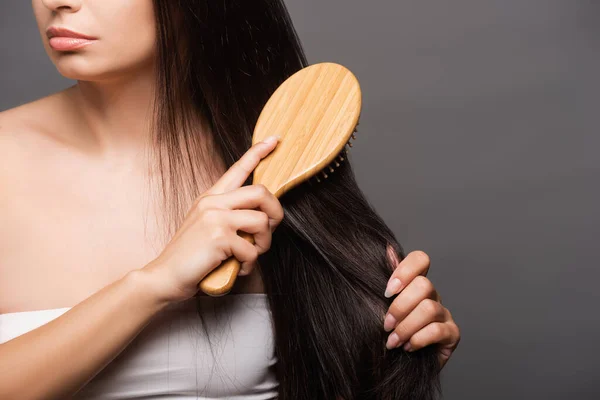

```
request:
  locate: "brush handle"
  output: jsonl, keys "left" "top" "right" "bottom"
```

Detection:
{"left": 198, "top": 231, "right": 255, "bottom": 296}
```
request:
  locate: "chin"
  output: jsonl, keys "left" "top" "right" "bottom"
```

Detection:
{"left": 52, "top": 53, "right": 153, "bottom": 83}
{"left": 53, "top": 61, "right": 130, "bottom": 83}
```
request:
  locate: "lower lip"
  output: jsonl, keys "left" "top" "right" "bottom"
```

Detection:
{"left": 49, "top": 37, "right": 97, "bottom": 51}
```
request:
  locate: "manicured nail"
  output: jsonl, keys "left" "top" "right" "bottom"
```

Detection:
{"left": 383, "top": 313, "right": 397, "bottom": 332}
{"left": 403, "top": 342, "right": 412, "bottom": 352}
{"left": 384, "top": 278, "right": 402, "bottom": 298}
{"left": 386, "top": 332, "right": 400, "bottom": 350}
{"left": 262, "top": 135, "right": 280, "bottom": 145}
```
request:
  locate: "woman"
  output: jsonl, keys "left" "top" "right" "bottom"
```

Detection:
{"left": 0, "top": 0, "right": 460, "bottom": 398}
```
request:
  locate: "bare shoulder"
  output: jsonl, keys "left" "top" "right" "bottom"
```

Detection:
{"left": 0, "top": 89, "right": 67, "bottom": 138}
{"left": 0, "top": 88, "right": 71, "bottom": 159}
{"left": 0, "top": 89, "right": 73, "bottom": 192}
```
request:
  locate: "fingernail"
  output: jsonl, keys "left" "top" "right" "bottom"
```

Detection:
{"left": 383, "top": 313, "right": 397, "bottom": 332}
{"left": 403, "top": 342, "right": 412, "bottom": 352}
{"left": 262, "top": 135, "right": 280, "bottom": 145}
{"left": 386, "top": 332, "right": 400, "bottom": 350}
{"left": 384, "top": 278, "right": 402, "bottom": 298}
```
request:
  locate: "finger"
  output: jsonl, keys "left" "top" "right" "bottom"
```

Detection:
{"left": 385, "top": 298, "right": 447, "bottom": 350}
{"left": 209, "top": 136, "right": 280, "bottom": 195}
{"left": 215, "top": 185, "right": 284, "bottom": 232}
{"left": 402, "top": 320, "right": 456, "bottom": 354}
{"left": 228, "top": 209, "right": 272, "bottom": 255}
{"left": 437, "top": 319, "right": 461, "bottom": 368}
{"left": 404, "top": 320, "right": 460, "bottom": 369}
{"left": 228, "top": 232, "right": 260, "bottom": 275}
{"left": 384, "top": 275, "right": 439, "bottom": 332}
{"left": 384, "top": 250, "right": 431, "bottom": 298}
{"left": 238, "top": 260, "right": 257, "bottom": 276}
{"left": 438, "top": 347, "right": 454, "bottom": 369}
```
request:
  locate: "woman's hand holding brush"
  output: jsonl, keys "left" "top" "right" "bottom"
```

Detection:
{"left": 140, "top": 135, "right": 284, "bottom": 304}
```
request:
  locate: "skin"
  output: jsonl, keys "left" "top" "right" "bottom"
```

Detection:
{"left": 0, "top": 0, "right": 459, "bottom": 370}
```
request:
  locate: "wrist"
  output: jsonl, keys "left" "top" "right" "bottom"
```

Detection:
{"left": 127, "top": 264, "right": 174, "bottom": 312}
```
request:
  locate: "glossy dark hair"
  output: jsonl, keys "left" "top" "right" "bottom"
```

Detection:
{"left": 150, "top": 1, "right": 441, "bottom": 398}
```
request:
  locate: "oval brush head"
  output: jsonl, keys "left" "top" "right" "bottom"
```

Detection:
{"left": 199, "top": 62, "right": 362, "bottom": 296}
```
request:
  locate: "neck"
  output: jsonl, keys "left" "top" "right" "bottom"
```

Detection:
{"left": 65, "top": 64, "right": 156, "bottom": 159}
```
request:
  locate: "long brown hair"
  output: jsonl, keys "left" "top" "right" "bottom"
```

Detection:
{"left": 149, "top": 1, "right": 442, "bottom": 398}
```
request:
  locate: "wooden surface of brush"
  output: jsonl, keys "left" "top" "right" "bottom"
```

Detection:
{"left": 199, "top": 61, "right": 362, "bottom": 296}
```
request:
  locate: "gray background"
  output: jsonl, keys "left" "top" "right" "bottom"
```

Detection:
{"left": 1, "top": 1, "right": 598, "bottom": 399}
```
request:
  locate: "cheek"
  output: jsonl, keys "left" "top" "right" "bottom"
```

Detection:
{"left": 109, "top": 23, "right": 157, "bottom": 68}
{"left": 109, "top": 5, "right": 157, "bottom": 66}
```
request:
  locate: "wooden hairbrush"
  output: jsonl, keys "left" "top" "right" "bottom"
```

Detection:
{"left": 198, "top": 62, "right": 362, "bottom": 296}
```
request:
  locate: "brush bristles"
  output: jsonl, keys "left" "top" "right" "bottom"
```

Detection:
{"left": 312, "top": 122, "right": 359, "bottom": 184}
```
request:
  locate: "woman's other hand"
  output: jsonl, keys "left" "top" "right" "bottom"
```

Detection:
{"left": 382, "top": 246, "right": 461, "bottom": 370}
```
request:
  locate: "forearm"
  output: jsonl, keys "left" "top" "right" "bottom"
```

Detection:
{"left": 0, "top": 269, "right": 170, "bottom": 400}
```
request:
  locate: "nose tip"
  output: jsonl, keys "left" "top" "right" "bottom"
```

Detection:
{"left": 41, "top": 0, "right": 81, "bottom": 13}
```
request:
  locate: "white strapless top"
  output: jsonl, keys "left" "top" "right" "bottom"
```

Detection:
{"left": 0, "top": 293, "right": 279, "bottom": 399}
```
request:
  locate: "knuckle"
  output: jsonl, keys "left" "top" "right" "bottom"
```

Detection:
{"left": 412, "top": 250, "right": 430, "bottom": 266}
{"left": 255, "top": 242, "right": 269, "bottom": 255}
{"left": 422, "top": 298, "right": 442, "bottom": 317}
{"left": 210, "top": 226, "right": 227, "bottom": 242}
{"left": 201, "top": 208, "right": 220, "bottom": 222}
{"left": 194, "top": 196, "right": 207, "bottom": 211}
{"left": 449, "top": 320, "right": 459, "bottom": 336}
{"left": 260, "top": 212, "right": 270, "bottom": 228}
{"left": 430, "top": 323, "right": 445, "bottom": 339}
{"left": 234, "top": 161, "right": 252, "bottom": 176}
{"left": 202, "top": 210, "right": 229, "bottom": 234}
{"left": 195, "top": 193, "right": 215, "bottom": 211}
{"left": 414, "top": 275, "right": 434, "bottom": 294}
{"left": 255, "top": 183, "right": 269, "bottom": 196}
